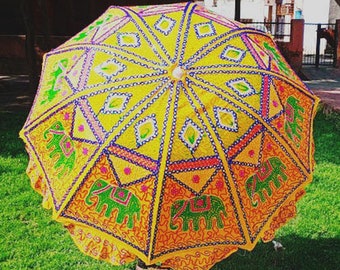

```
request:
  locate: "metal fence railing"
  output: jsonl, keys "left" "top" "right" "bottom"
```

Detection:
{"left": 242, "top": 21, "right": 292, "bottom": 42}
{"left": 303, "top": 23, "right": 336, "bottom": 66}
{"left": 243, "top": 21, "right": 336, "bottom": 67}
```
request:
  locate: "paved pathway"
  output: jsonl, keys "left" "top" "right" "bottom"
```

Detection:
{"left": 301, "top": 66, "right": 340, "bottom": 113}
{"left": 0, "top": 66, "right": 339, "bottom": 113}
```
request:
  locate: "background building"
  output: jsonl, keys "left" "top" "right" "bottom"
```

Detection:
{"left": 204, "top": 0, "right": 339, "bottom": 61}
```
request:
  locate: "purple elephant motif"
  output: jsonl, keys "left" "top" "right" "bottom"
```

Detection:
{"left": 170, "top": 195, "right": 227, "bottom": 231}
{"left": 85, "top": 179, "right": 141, "bottom": 229}
{"left": 43, "top": 121, "right": 75, "bottom": 178}
{"left": 245, "top": 157, "right": 288, "bottom": 207}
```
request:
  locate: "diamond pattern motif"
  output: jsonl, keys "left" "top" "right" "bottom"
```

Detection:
{"left": 135, "top": 114, "right": 158, "bottom": 147}
{"left": 117, "top": 32, "right": 141, "bottom": 47}
{"left": 227, "top": 78, "right": 256, "bottom": 97}
{"left": 221, "top": 46, "right": 245, "bottom": 62}
{"left": 101, "top": 93, "right": 131, "bottom": 114}
{"left": 214, "top": 107, "right": 238, "bottom": 132}
{"left": 94, "top": 59, "right": 126, "bottom": 80}
{"left": 154, "top": 15, "right": 176, "bottom": 35}
{"left": 179, "top": 119, "right": 203, "bottom": 152}
{"left": 194, "top": 21, "right": 216, "bottom": 39}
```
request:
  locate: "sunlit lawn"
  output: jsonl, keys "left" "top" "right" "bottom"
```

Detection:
{"left": 0, "top": 110, "right": 339, "bottom": 270}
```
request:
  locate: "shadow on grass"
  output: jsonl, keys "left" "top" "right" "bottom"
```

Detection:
{"left": 313, "top": 110, "right": 340, "bottom": 165}
{"left": 213, "top": 235, "right": 340, "bottom": 270}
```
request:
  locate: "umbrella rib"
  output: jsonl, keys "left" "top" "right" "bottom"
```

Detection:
{"left": 182, "top": 80, "right": 252, "bottom": 244}
{"left": 97, "top": 43, "right": 167, "bottom": 69}
{"left": 122, "top": 6, "right": 172, "bottom": 66}
{"left": 24, "top": 74, "right": 168, "bottom": 129}
{"left": 188, "top": 75, "right": 313, "bottom": 179}
{"left": 147, "top": 82, "right": 179, "bottom": 260}
{"left": 189, "top": 65, "right": 318, "bottom": 99}
{"left": 176, "top": 2, "right": 196, "bottom": 65}
{"left": 183, "top": 28, "right": 265, "bottom": 68}
{"left": 58, "top": 43, "right": 167, "bottom": 70}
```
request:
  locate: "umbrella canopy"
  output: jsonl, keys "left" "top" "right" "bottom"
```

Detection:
{"left": 20, "top": 2, "right": 319, "bottom": 269}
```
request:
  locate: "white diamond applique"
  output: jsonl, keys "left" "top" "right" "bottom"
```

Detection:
{"left": 221, "top": 45, "right": 245, "bottom": 62}
{"left": 194, "top": 21, "right": 216, "bottom": 39}
{"left": 135, "top": 114, "right": 158, "bottom": 147}
{"left": 226, "top": 78, "right": 256, "bottom": 97}
{"left": 117, "top": 32, "right": 141, "bottom": 47}
{"left": 179, "top": 119, "right": 203, "bottom": 152}
{"left": 214, "top": 107, "right": 238, "bottom": 132}
{"left": 101, "top": 93, "right": 132, "bottom": 114}
{"left": 94, "top": 59, "right": 126, "bottom": 80}
{"left": 154, "top": 15, "right": 176, "bottom": 36}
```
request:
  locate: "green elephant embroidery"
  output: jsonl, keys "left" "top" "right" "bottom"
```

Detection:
{"left": 43, "top": 121, "right": 75, "bottom": 178}
{"left": 264, "top": 42, "right": 290, "bottom": 75}
{"left": 41, "top": 59, "right": 68, "bottom": 105}
{"left": 170, "top": 195, "right": 227, "bottom": 231}
{"left": 284, "top": 96, "right": 305, "bottom": 147}
{"left": 85, "top": 179, "right": 141, "bottom": 229}
{"left": 245, "top": 157, "right": 288, "bottom": 207}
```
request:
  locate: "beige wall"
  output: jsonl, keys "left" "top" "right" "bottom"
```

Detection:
{"left": 329, "top": 0, "right": 340, "bottom": 23}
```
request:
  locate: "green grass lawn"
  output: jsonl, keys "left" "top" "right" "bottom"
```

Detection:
{"left": 0, "top": 110, "right": 339, "bottom": 270}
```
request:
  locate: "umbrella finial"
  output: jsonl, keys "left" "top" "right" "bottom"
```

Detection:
{"left": 170, "top": 64, "right": 186, "bottom": 81}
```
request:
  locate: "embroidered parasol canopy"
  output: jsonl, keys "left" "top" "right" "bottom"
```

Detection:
{"left": 20, "top": 2, "right": 319, "bottom": 269}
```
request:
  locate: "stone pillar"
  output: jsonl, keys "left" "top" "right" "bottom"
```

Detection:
{"left": 287, "top": 19, "right": 304, "bottom": 73}
{"left": 335, "top": 19, "right": 340, "bottom": 68}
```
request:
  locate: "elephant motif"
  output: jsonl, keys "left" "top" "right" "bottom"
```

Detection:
{"left": 264, "top": 42, "right": 290, "bottom": 75}
{"left": 170, "top": 195, "right": 227, "bottom": 231}
{"left": 43, "top": 121, "right": 75, "bottom": 178}
{"left": 245, "top": 157, "right": 288, "bottom": 207}
{"left": 41, "top": 58, "right": 68, "bottom": 105}
{"left": 284, "top": 96, "right": 305, "bottom": 147}
{"left": 85, "top": 179, "right": 141, "bottom": 229}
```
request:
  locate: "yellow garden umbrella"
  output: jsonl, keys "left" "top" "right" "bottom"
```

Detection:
{"left": 20, "top": 2, "right": 319, "bottom": 269}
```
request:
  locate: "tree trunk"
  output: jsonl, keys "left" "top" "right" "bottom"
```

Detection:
{"left": 21, "top": 0, "right": 39, "bottom": 94}
{"left": 38, "top": 0, "right": 51, "bottom": 52}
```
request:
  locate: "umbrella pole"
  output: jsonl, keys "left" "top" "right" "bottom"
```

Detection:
{"left": 235, "top": 0, "right": 241, "bottom": 21}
